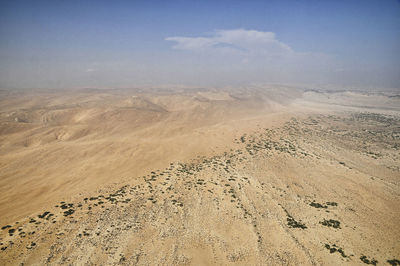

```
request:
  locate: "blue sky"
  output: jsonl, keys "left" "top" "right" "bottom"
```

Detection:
{"left": 0, "top": 0, "right": 399, "bottom": 88}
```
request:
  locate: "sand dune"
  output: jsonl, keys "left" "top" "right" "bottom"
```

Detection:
{"left": 0, "top": 87, "right": 399, "bottom": 265}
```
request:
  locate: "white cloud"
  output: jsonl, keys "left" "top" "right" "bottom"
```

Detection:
{"left": 163, "top": 29, "right": 338, "bottom": 86}
{"left": 165, "top": 36, "right": 217, "bottom": 51}
{"left": 166, "top": 29, "right": 293, "bottom": 56}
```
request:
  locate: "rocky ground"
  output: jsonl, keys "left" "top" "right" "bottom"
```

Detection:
{"left": 1, "top": 109, "right": 399, "bottom": 265}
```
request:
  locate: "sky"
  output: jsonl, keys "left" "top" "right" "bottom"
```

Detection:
{"left": 0, "top": 0, "right": 399, "bottom": 89}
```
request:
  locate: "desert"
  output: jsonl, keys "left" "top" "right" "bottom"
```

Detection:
{"left": 0, "top": 86, "right": 399, "bottom": 265}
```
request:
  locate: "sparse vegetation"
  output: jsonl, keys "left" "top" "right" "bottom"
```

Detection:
{"left": 324, "top": 244, "right": 348, "bottom": 258}
{"left": 387, "top": 259, "right": 400, "bottom": 266}
{"left": 320, "top": 219, "right": 341, "bottom": 229}
{"left": 360, "top": 255, "right": 378, "bottom": 265}
{"left": 310, "top": 202, "right": 327, "bottom": 209}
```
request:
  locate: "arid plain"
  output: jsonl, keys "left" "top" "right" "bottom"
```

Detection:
{"left": 0, "top": 87, "right": 399, "bottom": 265}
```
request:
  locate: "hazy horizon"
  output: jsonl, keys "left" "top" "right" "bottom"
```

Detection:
{"left": 0, "top": 0, "right": 399, "bottom": 89}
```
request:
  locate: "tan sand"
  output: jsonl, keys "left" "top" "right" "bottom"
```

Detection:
{"left": 0, "top": 87, "right": 399, "bottom": 265}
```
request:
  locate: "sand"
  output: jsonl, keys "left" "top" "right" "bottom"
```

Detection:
{"left": 0, "top": 86, "right": 399, "bottom": 265}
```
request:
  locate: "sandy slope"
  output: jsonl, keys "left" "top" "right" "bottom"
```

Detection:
{"left": 0, "top": 87, "right": 399, "bottom": 265}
